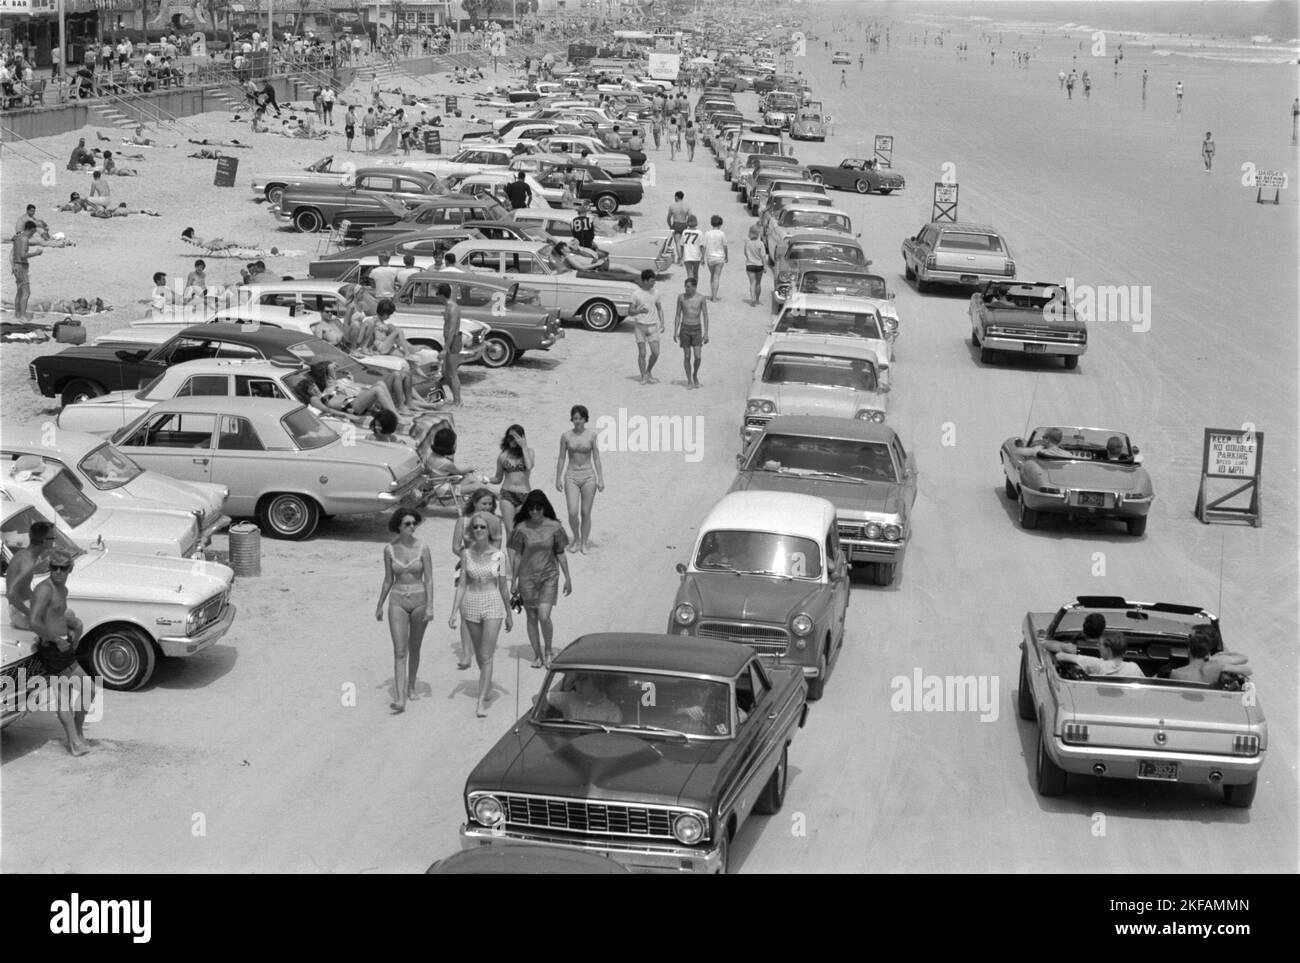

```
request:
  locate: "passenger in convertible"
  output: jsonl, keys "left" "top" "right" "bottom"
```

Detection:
{"left": 1170, "top": 626, "right": 1253, "bottom": 684}
{"left": 1103, "top": 436, "right": 1131, "bottom": 462}
{"left": 1056, "top": 630, "right": 1146, "bottom": 678}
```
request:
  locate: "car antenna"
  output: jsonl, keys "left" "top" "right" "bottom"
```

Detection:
{"left": 1217, "top": 531, "right": 1225, "bottom": 617}
{"left": 1021, "top": 374, "right": 1039, "bottom": 443}
{"left": 512, "top": 650, "right": 522, "bottom": 734}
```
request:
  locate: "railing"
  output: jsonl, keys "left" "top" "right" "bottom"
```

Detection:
{"left": 0, "top": 122, "right": 60, "bottom": 163}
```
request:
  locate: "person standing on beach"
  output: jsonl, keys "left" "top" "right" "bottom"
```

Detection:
{"left": 30, "top": 550, "right": 90, "bottom": 756}
{"left": 1175, "top": 81, "right": 1183, "bottom": 113}
{"left": 840, "top": 69, "right": 847, "bottom": 88}
{"left": 322, "top": 85, "right": 335, "bottom": 125}
{"left": 1201, "top": 132, "right": 1215, "bottom": 172}
{"left": 344, "top": 104, "right": 356, "bottom": 151}
{"left": 450, "top": 511, "right": 512, "bottom": 715}
{"left": 363, "top": 108, "right": 377, "bottom": 152}
{"left": 674, "top": 277, "right": 709, "bottom": 388}
{"left": 630, "top": 269, "right": 664, "bottom": 385}
{"left": 375, "top": 508, "right": 434, "bottom": 714}
{"left": 440, "top": 283, "right": 463, "bottom": 407}
{"left": 1082, "top": 71, "right": 1091, "bottom": 98}
{"left": 1292, "top": 98, "right": 1300, "bottom": 143}
{"left": 1058, "top": 69, "right": 1065, "bottom": 89}
{"left": 680, "top": 215, "right": 702, "bottom": 282}
{"left": 702, "top": 215, "right": 728, "bottom": 302}
{"left": 666, "top": 191, "right": 691, "bottom": 262}
{"left": 556, "top": 406, "right": 604, "bottom": 555}
{"left": 1142, "top": 69, "right": 1149, "bottom": 96}
{"left": 10, "top": 221, "right": 42, "bottom": 321}
{"left": 509, "top": 491, "right": 568, "bottom": 667}
{"left": 1066, "top": 72, "right": 1075, "bottom": 99}
{"left": 743, "top": 223, "right": 765, "bottom": 304}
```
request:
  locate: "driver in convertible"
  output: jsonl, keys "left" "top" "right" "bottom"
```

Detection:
{"left": 1015, "top": 427, "right": 1070, "bottom": 459}
{"left": 1056, "top": 631, "right": 1146, "bottom": 678}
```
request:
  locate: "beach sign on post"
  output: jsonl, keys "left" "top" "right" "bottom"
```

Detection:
{"left": 213, "top": 156, "right": 239, "bottom": 187}
{"left": 445, "top": 95, "right": 458, "bottom": 114}
{"left": 932, "top": 183, "right": 958, "bottom": 222}
{"left": 1254, "top": 169, "right": 1287, "bottom": 205}
{"left": 1195, "top": 427, "right": 1263, "bottom": 526}
{"left": 423, "top": 128, "right": 441, "bottom": 154}
{"left": 874, "top": 134, "right": 894, "bottom": 169}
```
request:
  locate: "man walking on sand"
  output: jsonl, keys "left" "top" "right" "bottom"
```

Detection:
{"left": 1175, "top": 81, "right": 1183, "bottom": 113}
{"left": 630, "top": 269, "right": 664, "bottom": 385}
{"left": 840, "top": 69, "right": 847, "bottom": 88}
{"left": 1202, "top": 132, "right": 1215, "bottom": 172}
{"left": 674, "top": 277, "right": 709, "bottom": 389}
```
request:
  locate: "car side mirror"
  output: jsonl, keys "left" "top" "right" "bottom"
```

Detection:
{"left": 855, "top": 233, "right": 862, "bottom": 238}
{"left": 675, "top": 562, "right": 687, "bottom": 576}
{"left": 1131, "top": 446, "right": 1140, "bottom": 455}
{"left": 889, "top": 293, "right": 896, "bottom": 300}
{"left": 735, "top": 453, "right": 745, "bottom": 468}
{"left": 530, "top": 694, "right": 539, "bottom": 707}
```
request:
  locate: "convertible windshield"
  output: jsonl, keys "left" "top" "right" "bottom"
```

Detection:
{"left": 776, "top": 308, "right": 884, "bottom": 340}
{"left": 537, "top": 669, "right": 735, "bottom": 738}
{"left": 695, "top": 529, "right": 823, "bottom": 579}
{"left": 1030, "top": 428, "right": 1132, "bottom": 458}
{"left": 748, "top": 434, "right": 899, "bottom": 483}
{"left": 801, "top": 273, "right": 887, "bottom": 299}
{"left": 79, "top": 444, "right": 144, "bottom": 491}
{"left": 787, "top": 243, "right": 864, "bottom": 264}
{"left": 763, "top": 353, "right": 878, "bottom": 390}
{"left": 285, "top": 339, "right": 364, "bottom": 378}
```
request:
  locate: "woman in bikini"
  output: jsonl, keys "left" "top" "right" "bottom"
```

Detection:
{"left": 375, "top": 508, "right": 434, "bottom": 714}
{"left": 449, "top": 511, "right": 513, "bottom": 716}
{"left": 509, "top": 491, "right": 572, "bottom": 668}
{"left": 450, "top": 489, "right": 502, "bottom": 670}
{"left": 491, "top": 424, "right": 534, "bottom": 538}
{"left": 555, "top": 404, "right": 604, "bottom": 554}
{"left": 297, "top": 361, "right": 403, "bottom": 424}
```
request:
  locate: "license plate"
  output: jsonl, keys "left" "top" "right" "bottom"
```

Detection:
{"left": 1078, "top": 492, "right": 1105, "bottom": 507}
{"left": 959, "top": 274, "right": 978, "bottom": 283}
{"left": 1023, "top": 343, "right": 1047, "bottom": 353}
{"left": 1137, "top": 760, "right": 1179, "bottom": 781}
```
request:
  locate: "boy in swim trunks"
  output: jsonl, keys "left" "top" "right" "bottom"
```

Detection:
{"left": 674, "top": 277, "right": 709, "bottom": 389}
{"left": 630, "top": 269, "right": 664, "bottom": 385}
{"left": 29, "top": 550, "right": 92, "bottom": 756}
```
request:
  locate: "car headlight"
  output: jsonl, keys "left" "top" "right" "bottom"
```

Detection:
{"left": 855, "top": 409, "right": 885, "bottom": 423}
{"left": 882, "top": 316, "right": 899, "bottom": 333}
{"left": 185, "top": 609, "right": 200, "bottom": 634}
{"left": 776, "top": 271, "right": 794, "bottom": 283}
{"left": 883, "top": 523, "right": 902, "bottom": 541}
{"left": 672, "top": 813, "right": 705, "bottom": 844}
{"left": 745, "top": 399, "right": 775, "bottom": 415}
{"left": 864, "top": 522, "right": 882, "bottom": 540}
{"left": 791, "top": 613, "right": 814, "bottom": 637}
{"left": 673, "top": 602, "right": 697, "bottom": 626}
{"left": 472, "top": 795, "right": 504, "bottom": 826}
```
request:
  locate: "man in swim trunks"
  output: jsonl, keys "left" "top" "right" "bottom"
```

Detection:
{"left": 630, "top": 269, "right": 664, "bottom": 385}
{"left": 673, "top": 277, "right": 709, "bottom": 389}
{"left": 29, "top": 550, "right": 92, "bottom": 756}
{"left": 5, "top": 519, "right": 57, "bottom": 630}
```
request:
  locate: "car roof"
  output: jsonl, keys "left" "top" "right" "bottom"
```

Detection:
{"left": 145, "top": 396, "right": 304, "bottom": 417}
{"left": 780, "top": 293, "right": 879, "bottom": 312}
{"left": 407, "top": 271, "right": 511, "bottom": 287}
{"left": 409, "top": 194, "right": 498, "bottom": 208}
{"left": 239, "top": 281, "right": 347, "bottom": 295}
{"left": 207, "top": 303, "right": 311, "bottom": 321}
{"left": 738, "top": 131, "right": 783, "bottom": 142}
{"left": 448, "top": 239, "right": 545, "bottom": 253}
{"left": 760, "top": 415, "right": 899, "bottom": 443}
{"left": 554, "top": 632, "right": 755, "bottom": 678}
{"left": 782, "top": 232, "right": 863, "bottom": 248}
{"left": 3, "top": 425, "right": 106, "bottom": 458}
{"left": 929, "top": 221, "right": 1001, "bottom": 233}
{"left": 699, "top": 490, "right": 836, "bottom": 540}
{"left": 781, "top": 205, "right": 850, "bottom": 215}
{"left": 176, "top": 323, "right": 306, "bottom": 346}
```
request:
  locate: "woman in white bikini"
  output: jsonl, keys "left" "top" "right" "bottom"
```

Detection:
{"left": 375, "top": 508, "right": 434, "bottom": 714}
{"left": 555, "top": 404, "right": 604, "bottom": 554}
{"left": 449, "top": 512, "right": 513, "bottom": 716}
{"left": 450, "top": 489, "right": 502, "bottom": 670}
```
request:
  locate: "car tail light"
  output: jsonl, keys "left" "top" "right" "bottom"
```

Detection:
{"left": 1232, "top": 735, "right": 1259, "bottom": 756}
{"left": 1063, "top": 722, "right": 1089, "bottom": 744}
{"left": 1005, "top": 260, "right": 1016, "bottom": 277}
{"left": 1038, "top": 487, "right": 1061, "bottom": 495}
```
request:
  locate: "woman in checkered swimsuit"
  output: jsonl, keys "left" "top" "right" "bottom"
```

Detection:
{"left": 449, "top": 511, "right": 513, "bottom": 717}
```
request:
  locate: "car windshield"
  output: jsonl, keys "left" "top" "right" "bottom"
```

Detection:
{"left": 939, "top": 232, "right": 1005, "bottom": 253}
{"left": 763, "top": 353, "right": 877, "bottom": 390}
{"left": 741, "top": 139, "right": 781, "bottom": 154}
{"left": 1, "top": 505, "right": 83, "bottom": 561}
{"left": 137, "top": 373, "right": 165, "bottom": 398}
{"left": 536, "top": 669, "right": 734, "bottom": 738}
{"left": 282, "top": 407, "right": 338, "bottom": 450}
{"left": 78, "top": 444, "right": 144, "bottom": 491}
{"left": 801, "top": 273, "right": 886, "bottom": 298}
{"left": 785, "top": 211, "right": 850, "bottom": 232}
{"left": 1053, "top": 609, "right": 1217, "bottom": 644}
{"left": 695, "top": 528, "right": 822, "bottom": 579}
{"left": 748, "top": 434, "right": 899, "bottom": 483}
{"left": 535, "top": 248, "right": 564, "bottom": 273}
{"left": 787, "top": 243, "right": 863, "bottom": 264}
{"left": 776, "top": 307, "right": 883, "bottom": 340}
{"left": 41, "top": 470, "right": 97, "bottom": 528}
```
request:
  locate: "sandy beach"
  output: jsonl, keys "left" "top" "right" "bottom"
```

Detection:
{"left": 1, "top": 5, "right": 1296, "bottom": 874}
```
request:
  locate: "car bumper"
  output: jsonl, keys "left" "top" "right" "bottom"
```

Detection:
{"left": 460, "top": 825, "right": 723, "bottom": 873}
{"left": 201, "top": 514, "right": 233, "bottom": 541}
{"left": 923, "top": 269, "right": 1015, "bottom": 286}
{"left": 1047, "top": 739, "right": 1264, "bottom": 786}
{"left": 837, "top": 531, "right": 907, "bottom": 565}
{"left": 1021, "top": 489, "right": 1152, "bottom": 518}
{"left": 157, "top": 603, "right": 237, "bottom": 657}
{"left": 981, "top": 336, "right": 1086, "bottom": 356}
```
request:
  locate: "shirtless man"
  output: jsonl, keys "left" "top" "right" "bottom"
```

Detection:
{"left": 5, "top": 520, "right": 56, "bottom": 630}
{"left": 1171, "top": 626, "right": 1252, "bottom": 684}
{"left": 1015, "top": 426, "right": 1070, "bottom": 458}
{"left": 674, "top": 277, "right": 709, "bottom": 388}
{"left": 30, "top": 550, "right": 92, "bottom": 756}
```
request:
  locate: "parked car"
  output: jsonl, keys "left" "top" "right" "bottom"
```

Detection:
{"left": 756, "top": 186, "right": 832, "bottom": 225}
{"left": 447, "top": 239, "right": 638, "bottom": 331}
{"left": 1000, "top": 427, "right": 1154, "bottom": 535}
{"left": 112, "top": 398, "right": 425, "bottom": 540}
{"left": 807, "top": 157, "right": 905, "bottom": 195}
{"left": 348, "top": 194, "right": 513, "bottom": 243}
{"left": 2, "top": 426, "right": 230, "bottom": 542}
{"left": 970, "top": 280, "right": 1087, "bottom": 369}
{"left": 760, "top": 90, "right": 802, "bottom": 130}
{"left": 727, "top": 129, "right": 787, "bottom": 183}
{"left": 553, "top": 161, "right": 644, "bottom": 214}
{"left": 669, "top": 491, "right": 849, "bottom": 699}
{"left": 449, "top": 170, "right": 560, "bottom": 208}
{"left": 534, "top": 136, "right": 637, "bottom": 177}
{"left": 400, "top": 145, "right": 521, "bottom": 180}
{"left": 831, "top": 50, "right": 852, "bottom": 64}
{"left": 730, "top": 416, "right": 917, "bottom": 586}
{"left": 1, "top": 619, "right": 38, "bottom": 728}
{"left": 307, "top": 226, "right": 483, "bottom": 279}
{"left": 768, "top": 295, "right": 896, "bottom": 362}
{"left": 1019, "top": 596, "right": 1265, "bottom": 807}
{"left": 902, "top": 221, "right": 1016, "bottom": 293}
{"left": 789, "top": 107, "right": 827, "bottom": 141}
{"left": 763, "top": 205, "right": 855, "bottom": 260}
{"left": 770, "top": 234, "right": 871, "bottom": 310}
{"left": 250, "top": 155, "right": 384, "bottom": 207}
{"left": 273, "top": 169, "right": 445, "bottom": 233}
{"left": 1, "top": 499, "right": 236, "bottom": 690}
{"left": 460, "top": 632, "right": 808, "bottom": 872}
{"left": 2, "top": 459, "right": 203, "bottom": 559}
{"left": 734, "top": 154, "right": 802, "bottom": 201}
{"left": 741, "top": 337, "right": 891, "bottom": 445}
{"left": 794, "top": 269, "right": 902, "bottom": 334}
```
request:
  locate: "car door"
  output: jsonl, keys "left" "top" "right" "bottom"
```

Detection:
{"left": 721, "top": 663, "right": 773, "bottom": 827}
{"left": 498, "top": 253, "right": 559, "bottom": 310}
{"left": 891, "top": 435, "right": 918, "bottom": 511}
{"left": 209, "top": 414, "right": 273, "bottom": 516}
{"left": 114, "top": 409, "right": 217, "bottom": 484}
{"left": 825, "top": 528, "right": 849, "bottom": 644}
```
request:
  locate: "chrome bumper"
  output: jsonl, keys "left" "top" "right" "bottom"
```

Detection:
{"left": 201, "top": 514, "right": 233, "bottom": 541}
{"left": 157, "top": 603, "right": 237, "bottom": 657}
{"left": 1048, "top": 739, "right": 1265, "bottom": 785}
{"left": 460, "top": 825, "right": 722, "bottom": 873}
{"left": 838, "top": 536, "right": 906, "bottom": 565}
{"left": 981, "top": 336, "right": 1086, "bottom": 356}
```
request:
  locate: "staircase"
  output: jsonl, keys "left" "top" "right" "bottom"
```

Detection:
{"left": 204, "top": 84, "right": 247, "bottom": 114}
{"left": 87, "top": 101, "right": 135, "bottom": 129}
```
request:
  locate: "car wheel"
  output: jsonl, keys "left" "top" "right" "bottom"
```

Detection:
{"left": 264, "top": 183, "right": 286, "bottom": 206}
{"left": 916, "top": 273, "right": 930, "bottom": 294}
{"left": 84, "top": 624, "right": 157, "bottom": 691}
{"left": 258, "top": 492, "right": 321, "bottom": 540}
{"left": 1062, "top": 354, "right": 1079, "bottom": 370}
{"left": 754, "top": 745, "right": 789, "bottom": 815}
{"left": 481, "top": 334, "right": 517, "bottom": 368}
{"left": 739, "top": 188, "right": 748, "bottom": 202}
{"left": 1017, "top": 652, "right": 1036, "bottom": 721}
{"left": 1036, "top": 732, "right": 1067, "bottom": 796}
{"left": 1126, "top": 515, "right": 1148, "bottom": 537}
{"left": 1005, "top": 475, "right": 1017, "bottom": 500}
{"left": 61, "top": 379, "right": 105, "bottom": 407}
{"left": 293, "top": 207, "right": 325, "bottom": 233}
{"left": 904, "top": 261, "right": 915, "bottom": 281}
{"left": 580, "top": 300, "right": 617, "bottom": 332}
{"left": 716, "top": 827, "right": 730, "bottom": 875}
{"left": 594, "top": 193, "right": 619, "bottom": 215}
{"left": 1018, "top": 494, "right": 1039, "bottom": 530}
{"left": 971, "top": 327, "right": 980, "bottom": 346}
{"left": 806, "top": 646, "right": 829, "bottom": 701}
{"left": 873, "top": 562, "right": 895, "bottom": 586}
{"left": 854, "top": 179, "right": 870, "bottom": 194}
{"left": 980, "top": 347, "right": 995, "bottom": 364}
{"left": 1224, "top": 777, "right": 1257, "bottom": 808}
{"left": 809, "top": 172, "right": 824, "bottom": 184}
{"left": 878, "top": 188, "right": 893, "bottom": 195}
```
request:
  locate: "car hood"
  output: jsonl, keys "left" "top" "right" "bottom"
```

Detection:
{"left": 37, "top": 344, "right": 155, "bottom": 364}
{"left": 477, "top": 725, "right": 722, "bottom": 807}
{"left": 72, "top": 549, "right": 233, "bottom": 604}
{"left": 755, "top": 383, "right": 886, "bottom": 416}
{"left": 682, "top": 571, "right": 825, "bottom": 622}
{"left": 1028, "top": 460, "right": 1149, "bottom": 492}
{"left": 731, "top": 470, "right": 906, "bottom": 514}
{"left": 112, "top": 475, "right": 228, "bottom": 519}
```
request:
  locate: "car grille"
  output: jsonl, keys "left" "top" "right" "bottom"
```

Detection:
{"left": 698, "top": 620, "right": 790, "bottom": 656}
{"left": 192, "top": 589, "right": 229, "bottom": 633}
{"left": 1002, "top": 327, "right": 1085, "bottom": 343}
{"left": 500, "top": 794, "right": 682, "bottom": 840}
{"left": 744, "top": 415, "right": 770, "bottom": 430}
{"left": 2, "top": 653, "right": 42, "bottom": 688}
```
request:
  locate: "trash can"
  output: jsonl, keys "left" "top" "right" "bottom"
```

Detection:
{"left": 227, "top": 522, "right": 262, "bottom": 576}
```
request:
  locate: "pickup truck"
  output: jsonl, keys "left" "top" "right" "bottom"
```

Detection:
{"left": 901, "top": 221, "right": 1016, "bottom": 293}
{"left": 969, "top": 281, "right": 1087, "bottom": 369}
